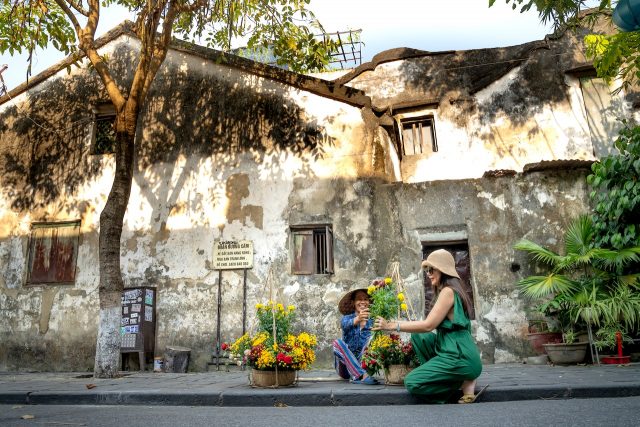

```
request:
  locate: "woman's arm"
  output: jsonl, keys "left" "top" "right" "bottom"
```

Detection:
{"left": 373, "top": 287, "right": 455, "bottom": 333}
{"left": 341, "top": 314, "right": 356, "bottom": 331}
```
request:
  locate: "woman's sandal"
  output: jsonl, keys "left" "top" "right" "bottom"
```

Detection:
{"left": 458, "top": 384, "right": 489, "bottom": 404}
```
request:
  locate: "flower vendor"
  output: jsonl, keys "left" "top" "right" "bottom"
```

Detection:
{"left": 373, "top": 250, "right": 485, "bottom": 403}
{"left": 333, "top": 287, "right": 379, "bottom": 385}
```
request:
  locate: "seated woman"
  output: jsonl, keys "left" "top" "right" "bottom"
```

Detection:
{"left": 333, "top": 287, "right": 379, "bottom": 385}
{"left": 374, "top": 249, "right": 485, "bottom": 403}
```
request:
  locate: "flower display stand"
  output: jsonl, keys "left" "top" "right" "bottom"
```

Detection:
{"left": 251, "top": 369, "right": 297, "bottom": 387}
{"left": 384, "top": 364, "right": 412, "bottom": 385}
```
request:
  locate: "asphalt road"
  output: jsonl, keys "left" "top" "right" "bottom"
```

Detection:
{"left": 2, "top": 397, "right": 639, "bottom": 426}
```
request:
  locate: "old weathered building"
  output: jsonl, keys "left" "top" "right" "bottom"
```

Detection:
{"left": 0, "top": 18, "right": 633, "bottom": 371}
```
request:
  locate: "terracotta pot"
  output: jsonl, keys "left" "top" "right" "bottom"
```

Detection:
{"left": 384, "top": 364, "right": 413, "bottom": 385}
{"left": 543, "top": 342, "right": 588, "bottom": 365}
{"left": 251, "top": 369, "right": 296, "bottom": 387}
{"left": 527, "top": 332, "right": 563, "bottom": 355}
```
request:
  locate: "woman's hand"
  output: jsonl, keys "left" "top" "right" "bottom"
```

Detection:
{"left": 372, "top": 316, "right": 390, "bottom": 331}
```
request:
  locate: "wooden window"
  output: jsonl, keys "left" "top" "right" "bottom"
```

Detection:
{"left": 400, "top": 116, "right": 438, "bottom": 156}
{"left": 93, "top": 104, "right": 116, "bottom": 154}
{"left": 27, "top": 221, "right": 81, "bottom": 285}
{"left": 291, "top": 225, "right": 334, "bottom": 275}
{"left": 422, "top": 243, "right": 475, "bottom": 320}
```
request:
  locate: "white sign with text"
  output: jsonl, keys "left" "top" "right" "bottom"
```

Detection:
{"left": 213, "top": 240, "right": 254, "bottom": 270}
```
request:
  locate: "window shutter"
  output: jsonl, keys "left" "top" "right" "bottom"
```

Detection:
{"left": 325, "top": 226, "right": 334, "bottom": 274}
{"left": 292, "top": 230, "right": 315, "bottom": 274}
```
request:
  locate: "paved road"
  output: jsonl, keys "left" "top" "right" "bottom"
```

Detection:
{"left": 2, "top": 397, "right": 640, "bottom": 426}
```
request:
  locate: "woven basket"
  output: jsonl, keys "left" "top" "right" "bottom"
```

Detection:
{"left": 251, "top": 369, "right": 296, "bottom": 387}
{"left": 384, "top": 364, "right": 412, "bottom": 385}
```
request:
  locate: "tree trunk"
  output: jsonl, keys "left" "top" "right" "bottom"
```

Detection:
{"left": 94, "top": 120, "right": 136, "bottom": 378}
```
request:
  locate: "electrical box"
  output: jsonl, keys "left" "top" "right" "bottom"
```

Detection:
{"left": 120, "top": 286, "right": 156, "bottom": 369}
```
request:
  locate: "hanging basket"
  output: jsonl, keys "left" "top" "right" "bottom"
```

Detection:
{"left": 251, "top": 369, "right": 297, "bottom": 387}
{"left": 384, "top": 364, "right": 413, "bottom": 385}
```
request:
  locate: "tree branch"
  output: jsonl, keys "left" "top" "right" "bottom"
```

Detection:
{"left": 66, "top": 0, "right": 90, "bottom": 16}
{"left": 68, "top": 0, "right": 126, "bottom": 110}
{"left": 53, "top": 0, "right": 82, "bottom": 34}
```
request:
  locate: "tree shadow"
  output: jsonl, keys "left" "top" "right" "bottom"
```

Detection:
{"left": 0, "top": 42, "right": 335, "bottom": 226}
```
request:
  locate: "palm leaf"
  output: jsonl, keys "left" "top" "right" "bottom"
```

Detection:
{"left": 516, "top": 274, "right": 578, "bottom": 299}
{"left": 603, "top": 247, "right": 640, "bottom": 270}
{"left": 514, "top": 239, "right": 562, "bottom": 268}
{"left": 564, "top": 215, "right": 593, "bottom": 256}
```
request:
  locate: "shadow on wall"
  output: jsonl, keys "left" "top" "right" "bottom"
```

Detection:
{"left": 397, "top": 42, "right": 569, "bottom": 140}
{"left": 0, "top": 45, "right": 335, "bottom": 223}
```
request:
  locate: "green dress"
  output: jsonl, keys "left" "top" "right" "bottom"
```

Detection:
{"left": 404, "top": 292, "right": 482, "bottom": 403}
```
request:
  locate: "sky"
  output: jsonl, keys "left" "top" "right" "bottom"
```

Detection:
{"left": 0, "top": 0, "right": 553, "bottom": 92}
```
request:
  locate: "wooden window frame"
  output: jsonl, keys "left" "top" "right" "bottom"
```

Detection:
{"left": 290, "top": 225, "right": 334, "bottom": 275}
{"left": 398, "top": 116, "right": 438, "bottom": 156}
{"left": 26, "top": 220, "right": 81, "bottom": 286}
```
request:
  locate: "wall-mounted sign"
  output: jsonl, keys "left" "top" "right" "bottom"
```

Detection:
{"left": 213, "top": 240, "right": 254, "bottom": 270}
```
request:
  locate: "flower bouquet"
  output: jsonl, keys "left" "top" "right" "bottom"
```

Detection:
{"left": 229, "top": 301, "right": 317, "bottom": 387}
{"left": 368, "top": 277, "right": 408, "bottom": 334}
{"left": 361, "top": 333, "right": 419, "bottom": 384}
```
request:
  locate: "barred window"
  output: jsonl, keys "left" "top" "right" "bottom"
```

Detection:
{"left": 399, "top": 116, "right": 438, "bottom": 156}
{"left": 291, "top": 225, "right": 334, "bottom": 275}
{"left": 93, "top": 104, "right": 116, "bottom": 154}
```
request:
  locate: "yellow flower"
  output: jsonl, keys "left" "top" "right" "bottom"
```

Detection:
{"left": 397, "top": 292, "right": 405, "bottom": 302}
{"left": 367, "top": 285, "right": 376, "bottom": 295}
{"left": 256, "top": 349, "right": 275, "bottom": 369}
{"left": 384, "top": 277, "right": 392, "bottom": 284}
{"left": 252, "top": 331, "right": 269, "bottom": 346}
{"left": 287, "top": 305, "right": 295, "bottom": 312}
{"left": 297, "top": 332, "right": 317, "bottom": 347}
{"left": 401, "top": 303, "right": 408, "bottom": 311}
{"left": 277, "top": 303, "right": 285, "bottom": 312}
{"left": 255, "top": 303, "right": 264, "bottom": 310}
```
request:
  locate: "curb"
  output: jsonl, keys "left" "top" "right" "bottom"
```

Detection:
{"left": 2, "top": 384, "right": 640, "bottom": 406}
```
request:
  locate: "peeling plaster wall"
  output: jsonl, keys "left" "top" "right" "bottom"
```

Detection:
{"left": 0, "top": 31, "right": 615, "bottom": 372}
{"left": 371, "top": 169, "right": 592, "bottom": 363}
{"left": 345, "top": 35, "right": 630, "bottom": 182}
{"left": 0, "top": 36, "right": 387, "bottom": 371}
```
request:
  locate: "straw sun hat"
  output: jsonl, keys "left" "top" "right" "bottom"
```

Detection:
{"left": 421, "top": 249, "right": 460, "bottom": 279}
{"left": 338, "top": 287, "right": 371, "bottom": 315}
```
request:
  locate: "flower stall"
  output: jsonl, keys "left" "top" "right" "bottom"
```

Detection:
{"left": 229, "top": 301, "right": 317, "bottom": 387}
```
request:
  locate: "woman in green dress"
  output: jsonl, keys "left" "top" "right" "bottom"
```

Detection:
{"left": 373, "top": 249, "right": 484, "bottom": 404}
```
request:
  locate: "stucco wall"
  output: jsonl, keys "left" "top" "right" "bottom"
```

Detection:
{"left": 0, "top": 31, "right": 613, "bottom": 372}
{"left": 342, "top": 36, "right": 629, "bottom": 182}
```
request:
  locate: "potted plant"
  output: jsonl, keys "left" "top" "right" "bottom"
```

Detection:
{"left": 229, "top": 301, "right": 317, "bottom": 387}
{"left": 526, "top": 319, "right": 563, "bottom": 355}
{"left": 514, "top": 215, "right": 640, "bottom": 365}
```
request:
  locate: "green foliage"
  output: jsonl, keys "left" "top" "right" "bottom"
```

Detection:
{"left": 367, "top": 277, "right": 400, "bottom": 321}
{"left": 361, "top": 333, "right": 418, "bottom": 376}
{"left": 0, "top": 1, "right": 77, "bottom": 76}
{"left": 515, "top": 215, "right": 640, "bottom": 341}
{"left": 0, "top": 0, "right": 340, "bottom": 80}
{"left": 587, "top": 125, "right": 640, "bottom": 249}
{"left": 594, "top": 324, "right": 634, "bottom": 351}
{"left": 492, "top": 1, "right": 640, "bottom": 95}
{"left": 489, "top": 0, "right": 603, "bottom": 28}
{"left": 255, "top": 301, "right": 296, "bottom": 344}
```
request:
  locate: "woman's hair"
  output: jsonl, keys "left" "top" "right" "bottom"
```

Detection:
{"left": 429, "top": 273, "right": 473, "bottom": 317}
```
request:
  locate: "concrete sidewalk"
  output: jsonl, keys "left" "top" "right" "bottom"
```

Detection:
{"left": 1, "top": 363, "right": 639, "bottom": 406}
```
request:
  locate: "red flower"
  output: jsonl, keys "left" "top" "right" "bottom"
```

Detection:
{"left": 284, "top": 355, "right": 293, "bottom": 364}
{"left": 221, "top": 343, "right": 229, "bottom": 351}
{"left": 361, "top": 361, "right": 367, "bottom": 369}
